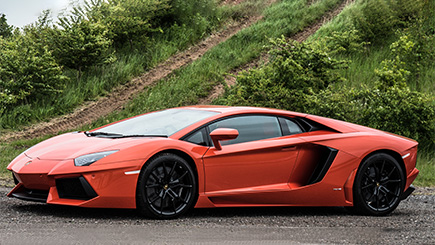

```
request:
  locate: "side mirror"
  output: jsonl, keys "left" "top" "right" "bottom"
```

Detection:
{"left": 209, "top": 128, "right": 239, "bottom": 150}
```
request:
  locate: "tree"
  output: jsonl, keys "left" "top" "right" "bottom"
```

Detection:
{"left": 54, "top": 19, "right": 113, "bottom": 80}
{"left": 0, "top": 13, "right": 13, "bottom": 38}
{"left": 88, "top": 0, "right": 171, "bottom": 48}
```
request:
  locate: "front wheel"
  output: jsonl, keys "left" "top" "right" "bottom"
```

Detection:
{"left": 136, "top": 153, "right": 197, "bottom": 219}
{"left": 353, "top": 153, "right": 405, "bottom": 216}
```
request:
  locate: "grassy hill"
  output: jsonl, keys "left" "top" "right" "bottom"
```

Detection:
{"left": 1, "top": 0, "right": 434, "bottom": 185}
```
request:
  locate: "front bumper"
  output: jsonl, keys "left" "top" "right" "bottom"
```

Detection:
{"left": 8, "top": 158, "right": 145, "bottom": 209}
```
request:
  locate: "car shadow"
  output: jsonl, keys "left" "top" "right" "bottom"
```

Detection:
{"left": 11, "top": 202, "right": 350, "bottom": 220}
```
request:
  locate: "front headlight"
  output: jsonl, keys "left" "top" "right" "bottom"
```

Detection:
{"left": 74, "top": 150, "right": 119, "bottom": 166}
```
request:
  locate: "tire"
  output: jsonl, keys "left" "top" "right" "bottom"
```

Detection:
{"left": 353, "top": 153, "right": 405, "bottom": 216}
{"left": 136, "top": 153, "right": 197, "bottom": 219}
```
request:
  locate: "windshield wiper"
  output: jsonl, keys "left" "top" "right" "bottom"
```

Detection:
{"left": 112, "top": 134, "right": 168, "bottom": 138}
{"left": 85, "top": 131, "right": 167, "bottom": 138}
{"left": 85, "top": 131, "right": 123, "bottom": 137}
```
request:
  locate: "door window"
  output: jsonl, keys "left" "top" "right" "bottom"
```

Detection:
{"left": 208, "top": 115, "right": 281, "bottom": 146}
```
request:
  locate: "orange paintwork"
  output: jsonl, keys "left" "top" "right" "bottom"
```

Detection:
{"left": 7, "top": 106, "right": 419, "bottom": 210}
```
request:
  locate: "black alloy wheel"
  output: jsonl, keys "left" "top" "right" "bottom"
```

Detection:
{"left": 353, "top": 153, "right": 405, "bottom": 216}
{"left": 137, "top": 153, "right": 197, "bottom": 219}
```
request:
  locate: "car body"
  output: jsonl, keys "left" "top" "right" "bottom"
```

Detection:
{"left": 7, "top": 106, "right": 419, "bottom": 218}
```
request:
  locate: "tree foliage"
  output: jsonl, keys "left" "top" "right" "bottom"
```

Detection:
{"left": 54, "top": 19, "right": 113, "bottom": 79}
{"left": 0, "top": 13, "right": 13, "bottom": 38}
{"left": 348, "top": 0, "right": 425, "bottom": 43}
{"left": 83, "top": 0, "right": 171, "bottom": 48}
{"left": 222, "top": 37, "right": 347, "bottom": 109}
{"left": 0, "top": 35, "right": 67, "bottom": 113}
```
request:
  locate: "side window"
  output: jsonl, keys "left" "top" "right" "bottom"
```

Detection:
{"left": 184, "top": 128, "right": 208, "bottom": 146}
{"left": 208, "top": 115, "right": 281, "bottom": 146}
{"left": 280, "top": 118, "right": 303, "bottom": 135}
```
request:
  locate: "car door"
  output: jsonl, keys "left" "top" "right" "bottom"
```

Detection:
{"left": 202, "top": 115, "right": 304, "bottom": 204}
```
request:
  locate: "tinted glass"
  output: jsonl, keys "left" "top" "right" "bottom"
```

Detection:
{"left": 208, "top": 115, "right": 281, "bottom": 145}
{"left": 95, "top": 109, "right": 218, "bottom": 136}
{"left": 184, "top": 129, "right": 207, "bottom": 146}
{"left": 282, "top": 118, "right": 303, "bottom": 135}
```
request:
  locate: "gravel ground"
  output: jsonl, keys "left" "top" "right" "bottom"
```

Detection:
{"left": 0, "top": 187, "right": 433, "bottom": 244}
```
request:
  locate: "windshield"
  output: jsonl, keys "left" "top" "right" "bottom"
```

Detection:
{"left": 92, "top": 109, "right": 219, "bottom": 137}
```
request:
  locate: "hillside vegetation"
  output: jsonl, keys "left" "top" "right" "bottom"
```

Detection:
{"left": 218, "top": 0, "right": 435, "bottom": 184}
{"left": 0, "top": 0, "right": 434, "bottom": 185}
{"left": 0, "top": 0, "right": 249, "bottom": 129}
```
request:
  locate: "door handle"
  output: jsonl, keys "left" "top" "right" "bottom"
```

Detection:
{"left": 281, "top": 146, "right": 297, "bottom": 151}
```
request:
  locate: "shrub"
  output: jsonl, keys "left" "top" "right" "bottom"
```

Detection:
{"left": 315, "top": 28, "right": 370, "bottom": 55}
{"left": 0, "top": 35, "right": 67, "bottom": 110}
{"left": 220, "top": 37, "right": 348, "bottom": 110}
{"left": 349, "top": 0, "right": 426, "bottom": 43}
{"left": 53, "top": 19, "right": 114, "bottom": 80}
{"left": 305, "top": 86, "right": 435, "bottom": 147}
{"left": 85, "top": 0, "right": 171, "bottom": 48}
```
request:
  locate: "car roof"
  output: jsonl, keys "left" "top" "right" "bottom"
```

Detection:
{"left": 179, "top": 105, "right": 309, "bottom": 117}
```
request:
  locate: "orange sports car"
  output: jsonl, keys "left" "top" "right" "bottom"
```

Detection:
{"left": 7, "top": 106, "right": 419, "bottom": 219}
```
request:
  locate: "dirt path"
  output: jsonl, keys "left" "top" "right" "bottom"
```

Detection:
{"left": 199, "top": 0, "right": 353, "bottom": 104}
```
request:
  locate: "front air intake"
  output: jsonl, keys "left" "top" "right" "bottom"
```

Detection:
{"left": 56, "top": 177, "right": 98, "bottom": 200}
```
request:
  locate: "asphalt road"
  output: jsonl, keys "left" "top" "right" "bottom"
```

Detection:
{"left": 0, "top": 187, "right": 433, "bottom": 244}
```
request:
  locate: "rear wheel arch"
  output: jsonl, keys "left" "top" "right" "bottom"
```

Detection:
{"left": 360, "top": 149, "right": 406, "bottom": 183}
{"left": 351, "top": 150, "right": 406, "bottom": 215}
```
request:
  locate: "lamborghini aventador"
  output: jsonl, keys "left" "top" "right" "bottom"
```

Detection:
{"left": 7, "top": 106, "right": 419, "bottom": 219}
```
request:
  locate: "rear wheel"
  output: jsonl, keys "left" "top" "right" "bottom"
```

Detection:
{"left": 353, "top": 153, "right": 405, "bottom": 216}
{"left": 137, "top": 153, "right": 197, "bottom": 219}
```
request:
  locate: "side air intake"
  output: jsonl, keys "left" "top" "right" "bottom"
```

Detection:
{"left": 306, "top": 147, "right": 338, "bottom": 185}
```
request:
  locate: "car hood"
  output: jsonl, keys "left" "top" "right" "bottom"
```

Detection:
{"left": 24, "top": 132, "right": 153, "bottom": 160}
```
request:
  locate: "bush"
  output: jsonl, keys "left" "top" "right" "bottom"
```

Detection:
{"left": 305, "top": 86, "right": 435, "bottom": 148}
{"left": 349, "top": 0, "right": 426, "bottom": 43}
{"left": 54, "top": 19, "right": 113, "bottom": 79}
{"left": 0, "top": 35, "right": 67, "bottom": 110}
{"left": 85, "top": 0, "right": 171, "bottom": 48}
{"left": 315, "top": 28, "right": 370, "bottom": 55}
{"left": 220, "top": 37, "right": 348, "bottom": 109}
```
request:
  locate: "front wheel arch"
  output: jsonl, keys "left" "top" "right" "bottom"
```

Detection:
{"left": 136, "top": 152, "right": 198, "bottom": 219}
{"left": 137, "top": 149, "right": 199, "bottom": 196}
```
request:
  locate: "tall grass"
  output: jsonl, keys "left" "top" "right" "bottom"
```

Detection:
{"left": 414, "top": 152, "right": 435, "bottom": 187}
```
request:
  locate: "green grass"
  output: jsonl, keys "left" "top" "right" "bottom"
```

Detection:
{"left": 414, "top": 152, "right": 435, "bottom": 187}
{"left": 309, "top": 0, "right": 435, "bottom": 95}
